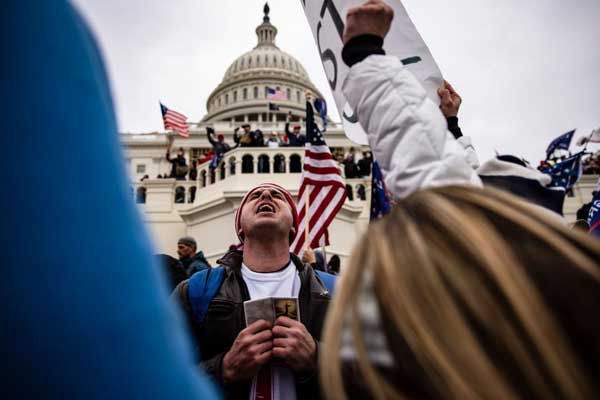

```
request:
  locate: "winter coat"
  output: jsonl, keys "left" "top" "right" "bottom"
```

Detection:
{"left": 172, "top": 251, "right": 331, "bottom": 400}
{"left": 342, "top": 54, "right": 481, "bottom": 200}
{"left": 180, "top": 251, "right": 210, "bottom": 277}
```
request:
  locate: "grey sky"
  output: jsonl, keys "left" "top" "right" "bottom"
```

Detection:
{"left": 72, "top": 0, "right": 600, "bottom": 164}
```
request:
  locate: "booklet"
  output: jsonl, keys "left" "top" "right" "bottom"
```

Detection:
{"left": 243, "top": 297, "right": 300, "bottom": 326}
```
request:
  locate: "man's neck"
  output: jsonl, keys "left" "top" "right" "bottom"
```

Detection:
{"left": 242, "top": 238, "right": 290, "bottom": 273}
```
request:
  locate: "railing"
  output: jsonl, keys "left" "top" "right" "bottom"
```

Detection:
{"left": 131, "top": 146, "right": 372, "bottom": 206}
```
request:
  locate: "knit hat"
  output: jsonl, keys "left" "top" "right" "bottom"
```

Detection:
{"left": 177, "top": 236, "right": 196, "bottom": 248}
{"left": 235, "top": 183, "right": 298, "bottom": 244}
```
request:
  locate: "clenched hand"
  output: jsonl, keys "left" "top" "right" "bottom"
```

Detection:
{"left": 222, "top": 320, "right": 273, "bottom": 383}
{"left": 272, "top": 316, "right": 317, "bottom": 372}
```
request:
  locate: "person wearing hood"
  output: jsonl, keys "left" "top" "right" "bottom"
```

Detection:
{"left": 177, "top": 236, "right": 210, "bottom": 276}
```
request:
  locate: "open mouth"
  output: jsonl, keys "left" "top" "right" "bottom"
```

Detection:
{"left": 256, "top": 202, "right": 276, "bottom": 214}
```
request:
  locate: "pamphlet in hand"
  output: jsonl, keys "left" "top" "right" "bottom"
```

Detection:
{"left": 244, "top": 297, "right": 300, "bottom": 326}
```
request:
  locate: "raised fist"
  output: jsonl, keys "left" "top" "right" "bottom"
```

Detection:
{"left": 343, "top": 0, "right": 394, "bottom": 45}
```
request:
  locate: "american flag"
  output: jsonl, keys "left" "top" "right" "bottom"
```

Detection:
{"left": 160, "top": 102, "right": 189, "bottom": 138}
{"left": 290, "top": 101, "right": 346, "bottom": 255}
{"left": 266, "top": 87, "right": 287, "bottom": 101}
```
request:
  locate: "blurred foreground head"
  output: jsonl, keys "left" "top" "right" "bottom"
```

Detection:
{"left": 322, "top": 186, "right": 600, "bottom": 399}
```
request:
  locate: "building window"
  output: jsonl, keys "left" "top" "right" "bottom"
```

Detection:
{"left": 233, "top": 91, "right": 237, "bottom": 102}
{"left": 225, "top": 94, "right": 229, "bottom": 104}
{"left": 136, "top": 164, "right": 146, "bottom": 174}
{"left": 243, "top": 88, "right": 248, "bottom": 100}
{"left": 296, "top": 90, "right": 301, "bottom": 102}
{"left": 264, "top": 87, "right": 269, "bottom": 98}
{"left": 254, "top": 86, "right": 258, "bottom": 98}
{"left": 290, "top": 154, "right": 302, "bottom": 173}
{"left": 286, "top": 88, "right": 291, "bottom": 101}
{"left": 218, "top": 97, "right": 222, "bottom": 107}
{"left": 248, "top": 57, "right": 252, "bottom": 66}
{"left": 136, "top": 187, "right": 146, "bottom": 204}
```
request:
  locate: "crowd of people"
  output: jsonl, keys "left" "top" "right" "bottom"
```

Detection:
{"left": 10, "top": 1, "right": 600, "bottom": 400}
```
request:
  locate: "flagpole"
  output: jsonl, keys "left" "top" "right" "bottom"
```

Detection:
{"left": 582, "top": 129, "right": 597, "bottom": 153}
{"left": 304, "top": 185, "right": 311, "bottom": 251}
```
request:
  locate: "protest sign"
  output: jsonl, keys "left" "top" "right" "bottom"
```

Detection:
{"left": 300, "top": 0, "right": 444, "bottom": 144}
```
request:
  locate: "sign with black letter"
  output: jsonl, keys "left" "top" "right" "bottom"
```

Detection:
{"left": 301, "top": 0, "right": 443, "bottom": 144}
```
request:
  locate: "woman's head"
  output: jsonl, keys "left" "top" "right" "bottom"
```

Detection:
{"left": 322, "top": 185, "right": 600, "bottom": 399}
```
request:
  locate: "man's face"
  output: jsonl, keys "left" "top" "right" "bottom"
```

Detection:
{"left": 243, "top": 126, "right": 251, "bottom": 134}
{"left": 239, "top": 188, "right": 294, "bottom": 242}
{"left": 177, "top": 243, "right": 195, "bottom": 259}
{"left": 293, "top": 127, "right": 300, "bottom": 135}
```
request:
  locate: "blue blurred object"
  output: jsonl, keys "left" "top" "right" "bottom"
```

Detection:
{"left": 370, "top": 161, "right": 392, "bottom": 220}
{"left": 0, "top": 1, "right": 219, "bottom": 398}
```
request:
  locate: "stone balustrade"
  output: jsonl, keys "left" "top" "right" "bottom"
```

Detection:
{"left": 131, "top": 146, "right": 371, "bottom": 208}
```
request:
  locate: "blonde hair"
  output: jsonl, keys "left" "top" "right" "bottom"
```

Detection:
{"left": 322, "top": 186, "right": 600, "bottom": 399}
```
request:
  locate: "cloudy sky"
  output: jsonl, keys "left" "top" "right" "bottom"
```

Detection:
{"left": 72, "top": 0, "right": 600, "bottom": 164}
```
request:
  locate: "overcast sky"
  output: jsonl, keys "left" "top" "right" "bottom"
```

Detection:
{"left": 72, "top": 0, "right": 599, "bottom": 164}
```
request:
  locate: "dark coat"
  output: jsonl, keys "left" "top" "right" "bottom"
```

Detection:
{"left": 172, "top": 251, "right": 331, "bottom": 399}
{"left": 180, "top": 251, "right": 210, "bottom": 277}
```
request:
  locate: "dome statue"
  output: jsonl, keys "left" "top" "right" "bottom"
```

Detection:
{"left": 202, "top": 4, "right": 324, "bottom": 124}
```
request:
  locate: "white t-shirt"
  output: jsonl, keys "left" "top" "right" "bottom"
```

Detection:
{"left": 242, "top": 261, "right": 301, "bottom": 400}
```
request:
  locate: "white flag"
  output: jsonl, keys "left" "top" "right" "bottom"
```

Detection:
{"left": 590, "top": 128, "right": 600, "bottom": 144}
{"left": 300, "top": 0, "right": 444, "bottom": 144}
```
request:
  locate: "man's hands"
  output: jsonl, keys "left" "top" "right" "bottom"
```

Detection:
{"left": 222, "top": 317, "right": 317, "bottom": 383}
{"left": 343, "top": 0, "right": 394, "bottom": 45}
{"left": 222, "top": 320, "right": 273, "bottom": 383}
{"left": 302, "top": 248, "right": 316, "bottom": 264}
{"left": 272, "top": 317, "right": 317, "bottom": 372}
{"left": 438, "top": 81, "right": 462, "bottom": 118}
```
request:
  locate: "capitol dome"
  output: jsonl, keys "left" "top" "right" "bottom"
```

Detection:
{"left": 202, "top": 3, "right": 324, "bottom": 124}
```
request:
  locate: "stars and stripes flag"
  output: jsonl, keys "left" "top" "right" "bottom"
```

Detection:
{"left": 160, "top": 102, "right": 189, "bottom": 138}
{"left": 266, "top": 87, "right": 287, "bottom": 101}
{"left": 290, "top": 101, "right": 346, "bottom": 255}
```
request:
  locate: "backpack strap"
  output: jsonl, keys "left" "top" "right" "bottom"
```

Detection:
{"left": 188, "top": 267, "right": 226, "bottom": 324}
{"left": 315, "top": 270, "right": 337, "bottom": 296}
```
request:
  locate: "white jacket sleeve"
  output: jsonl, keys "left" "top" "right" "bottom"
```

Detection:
{"left": 457, "top": 136, "right": 481, "bottom": 170}
{"left": 342, "top": 55, "right": 482, "bottom": 199}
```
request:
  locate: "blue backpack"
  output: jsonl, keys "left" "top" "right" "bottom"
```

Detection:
{"left": 188, "top": 266, "right": 336, "bottom": 324}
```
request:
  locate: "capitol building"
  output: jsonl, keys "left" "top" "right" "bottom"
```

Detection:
{"left": 121, "top": 5, "right": 596, "bottom": 266}
{"left": 121, "top": 5, "right": 371, "bottom": 266}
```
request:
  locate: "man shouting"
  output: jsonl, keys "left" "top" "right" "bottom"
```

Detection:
{"left": 173, "top": 183, "right": 333, "bottom": 399}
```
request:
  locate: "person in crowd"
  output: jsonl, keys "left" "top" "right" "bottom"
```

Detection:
{"left": 266, "top": 131, "right": 281, "bottom": 148}
{"left": 357, "top": 151, "right": 372, "bottom": 177}
{"left": 285, "top": 111, "right": 307, "bottom": 146}
{"left": 253, "top": 128, "right": 265, "bottom": 147}
{"left": 583, "top": 152, "right": 600, "bottom": 175}
{"left": 156, "top": 174, "right": 163, "bottom": 179}
{"left": 438, "top": 80, "right": 480, "bottom": 169}
{"left": 301, "top": 248, "right": 327, "bottom": 272}
{"left": 4, "top": 1, "right": 218, "bottom": 397}
{"left": 280, "top": 134, "right": 289, "bottom": 147}
{"left": 177, "top": 236, "right": 210, "bottom": 277}
{"left": 172, "top": 183, "right": 332, "bottom": 399}
{"left": 166, "top": 145, "right": 188, "bottom": 180}
{"left": 140, "top": 174, "right": 149, "bottom": 182}
{"left": 207, "top": 127, "right": 234, "bottom": 168}
{"left": 343, "top": 152, "right": 359, "bottom": 179}
{"left": 234, "top": 124, "right": 255, "bottom": 147}
{"left": 155, "top": 254, "right": 188, "bottom": 291}
{"left": 327, "top": 255, "right": 340, "bottom": 275}
{"left": 189, "top": 162, "right": 198, "bottom": 181}
{"left": 321, "top": 2, "right": 600, "bottom": 399}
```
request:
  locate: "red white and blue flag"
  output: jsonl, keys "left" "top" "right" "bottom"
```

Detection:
{"left": 266, "top": 87, "right": 287, "bottom": 101}
{"left": 160, "top": 102, "right": 189, "bottom": 138}
{"left": 290, "top": 101, "right": 346, "bottom": 255}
